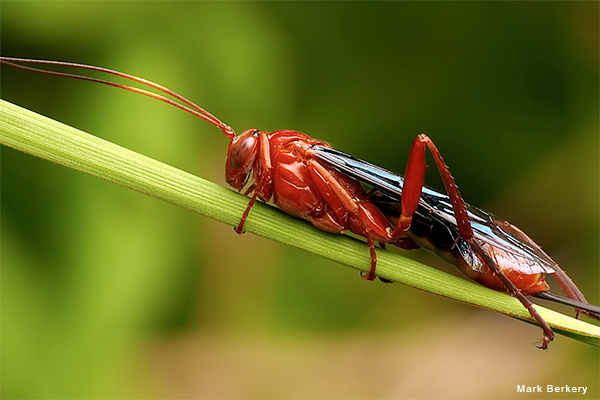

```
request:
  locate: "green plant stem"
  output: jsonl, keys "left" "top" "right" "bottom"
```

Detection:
{"left": 1, "top": 99, "right": 599, "bottom": 347}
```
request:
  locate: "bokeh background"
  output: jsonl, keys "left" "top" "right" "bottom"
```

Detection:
{"left": 2, "top": 2, "right": 598, "bottom": 399}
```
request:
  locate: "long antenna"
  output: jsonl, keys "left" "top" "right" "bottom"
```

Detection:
{"left": 0, "top": 56, "right": 236, "bottom": 140}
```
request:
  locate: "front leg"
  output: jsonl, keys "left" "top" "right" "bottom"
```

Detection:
{"left": 236, "top": 131, "right": 274, "bottom": 234}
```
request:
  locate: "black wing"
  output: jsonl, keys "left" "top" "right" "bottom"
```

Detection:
{"left": 311, "top": 145, "right": 557, "bottom": 275}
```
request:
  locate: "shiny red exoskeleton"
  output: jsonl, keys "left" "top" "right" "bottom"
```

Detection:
{"left": 3, "top": 56, "right": 598, "bottom": 351}
{"left": 225, "top": 128, "right": 402, "bottom": 281}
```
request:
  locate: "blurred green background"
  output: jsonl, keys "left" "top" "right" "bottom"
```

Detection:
{"left": 1, "top": 2, "right": 598, "bottom": 399}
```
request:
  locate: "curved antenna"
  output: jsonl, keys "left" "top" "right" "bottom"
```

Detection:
{"left": 0, "top": 56, "right": 236, "bottom": 140}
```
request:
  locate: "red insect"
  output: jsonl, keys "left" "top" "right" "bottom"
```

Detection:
{"left": 2, "top": 56, "right": 597, "bottom": 350}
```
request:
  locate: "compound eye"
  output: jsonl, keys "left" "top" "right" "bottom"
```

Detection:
{"left": 229, "top": 130, "right": 258, "bottom": 169}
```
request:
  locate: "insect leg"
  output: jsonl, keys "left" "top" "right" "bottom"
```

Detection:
{"left": 389, "top": 136, "right": 428, "bottom": 239}
{"left": 236, "top": 132, "right": 273, "bottom": 234}
{"left": 307, "top": 160, "right": 381, "bottom": 280}
{"left": 236, "top": 190, "right": 260, "bottom": 234}
{"left": 396, "top": 133, "right": 554, "bottom": 348}
{"left": 470, "top": 240, "right": 554, "bottom": 349}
